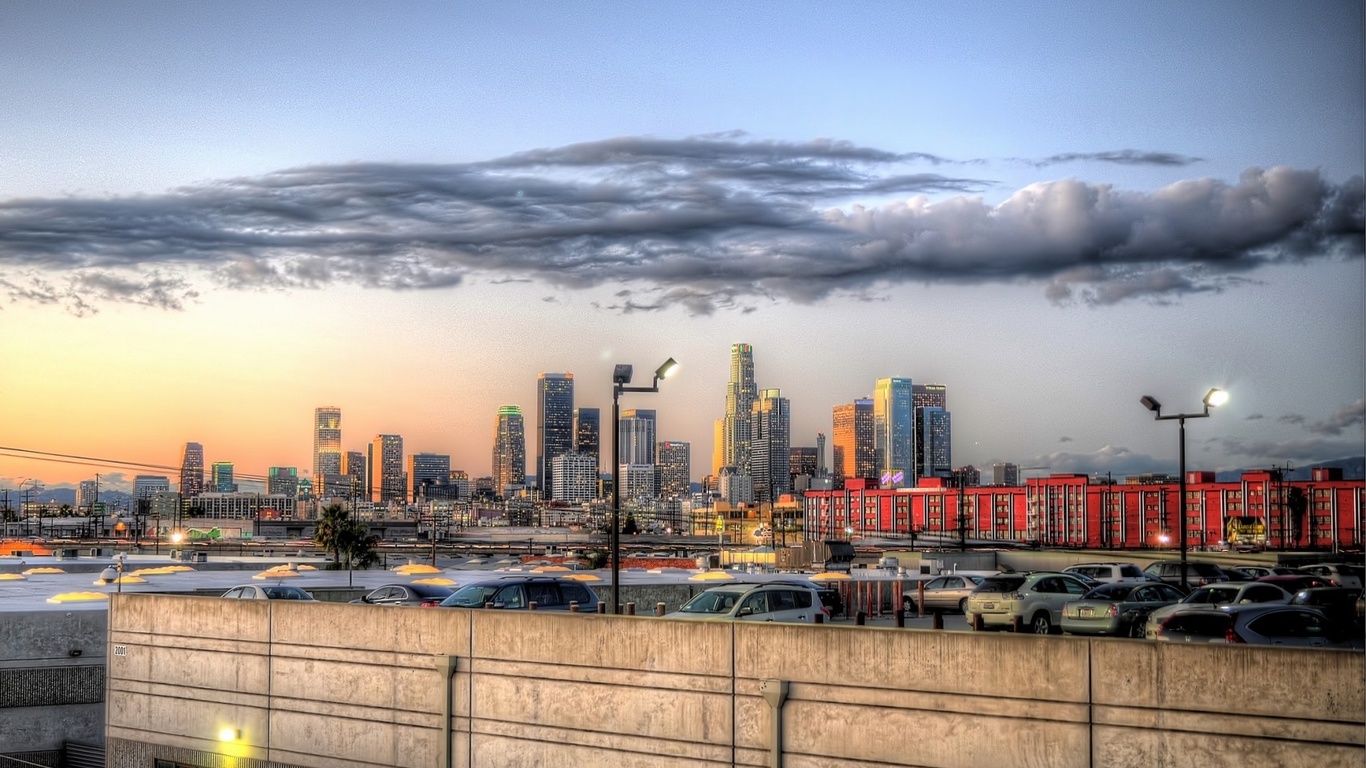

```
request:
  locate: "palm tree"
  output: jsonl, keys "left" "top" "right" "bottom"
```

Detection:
{"left": 313, "top": 504, "right": 381, "bottom": 578}
{"left": 313, "top": 504, "right": 348, "bottom": 566}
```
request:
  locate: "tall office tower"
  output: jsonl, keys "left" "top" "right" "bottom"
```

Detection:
{"left": 492, "top": 406, "right": 526, "bottom": 497}
{"left": 266, "top": 467, "right": 299, "bottom": 498}
{"left": 816, "top": 433, "right": 827, "bottom": 476}
{"left": 448, "top": 470, "right": 472, "bottom": 500}
{"left": 992, "top": 462, "right": 1020, "bottom": 486}
{"left": 536, "top": 373, "right": 574, "bottom": 500}
{"left": 789, "top": 447, "right": 818, "bottom": 486}
{"left": 371, "top": 434, "right": 405, "bottom": 503}
{"left": 77, "top": 480, "right": 99, "bottom": 508}
{"left": 179, "top": 442, "right": 205, "bottom": 497}
{"left": 408, "top": 453, "right": 452, "bottom": 499}
{"left": 832, "top": 399, "right": 875, "bottom": 489}
{"left": 722, "top": 343, "right": 757, "bottom": 475}
{"left": 716, "top": 466, "right": 754, "bottom": 505}
{"left": 912, "top": 384, "right": 948, "bottom": 482}
{"left": 750, "top": 388, "right": 791, "bottom": 504}
{"left": 343, "top": 451, "right": 366, "bottom": 497}
{"left": 919, "top": 407, "right": 952, "bottom": 478}
{"left": 133, "top": 475, "right": 170, "bottom": 502}
{"left": 573, "top": 407, "right": 600, "bottom": 475}
{"left": 618, "top": 409, "right": 656, "bottom": 466}
{"left": 619, "top": 463, "right": 657, "bottom": 502}
{"left": 874, "top": 377, "right": 914, "bottom": 488}
{"left": 313, "top": 407, "right": 343, "bottom": 482}
{"left": 711, "top": 418, "right": 725, "bottom": 476}
{"left": 210, "top": 462, "right": 236, "bottom": 493}
{"left": 551, "top": 453, "right": 597, "bottom": 503}
{"left": 657, "top": 441, "right": 692, "bottom": 498}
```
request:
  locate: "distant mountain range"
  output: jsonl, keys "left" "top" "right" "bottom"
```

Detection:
{"left": 1215, "top": 456, "right": 1364, "bottom": 482}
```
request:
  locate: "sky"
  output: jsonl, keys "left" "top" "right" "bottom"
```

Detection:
{"left": 1, "top": 1, "right": 1362, "bottom": 494}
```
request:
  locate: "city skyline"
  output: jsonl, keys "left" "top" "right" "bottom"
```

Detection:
{"left": 1, "top": 3, "right": 1362, "bottom": 492}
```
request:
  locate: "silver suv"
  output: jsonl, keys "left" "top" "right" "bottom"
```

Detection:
{"left": 1063, "top": 562, "right": 1147, "bottom": 584}
{"left": 965, "top": 572, "right": 1091, "bottom": 634}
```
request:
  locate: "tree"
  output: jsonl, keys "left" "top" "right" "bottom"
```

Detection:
{"left": 621, "top": 514, "right": 639, "bottom": 536}
{"left": 313, "top": 504, "right": 380, "bottom": 571}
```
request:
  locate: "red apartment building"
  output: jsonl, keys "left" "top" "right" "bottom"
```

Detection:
{"left": 802, "top": 469, "right": 1365, "bottom": 552}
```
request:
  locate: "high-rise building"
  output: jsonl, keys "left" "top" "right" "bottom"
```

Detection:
{"left": 920, "top": 407, "right": 952, "bottom": 478}
{"left": 912, "top": 384, "right": 948, "bottom": 481}
{"left": 874, "top": 377, "right": 914, "bottom": 488}
{"left": 573, "top": 407, "right": 600, "bottom": 475}
{"left": 371, "top": 435, "right": 405, "bottom": 503}
{"left": 343, "top": 451, "right": 366, "bottom": 497}
{"left": 266, "top": 467, "right": 298, "bottom": 498}
{"left": 789, "top": 447, "right": 818, "bottom": 487}
{"left": 751, "top": 388, "right": 791, "bottom": 504}
{"left": 551, "top": 452, "right": 597, "bottom": 504}
{"left": 179, "top": 442, "right": 205, "bottom": 497}
{"left": 492, "top": 405, "right": 526, "bottom": 497}
{"left": 133, "top": 475, "right": 170, "bottom": 501}
{"left": 620, "top": 463, "right": 657, "bottom": 502}
{"left": 716, "top": 466, "right": 754, "bottom": 505}
{"left": 210, "top": 462, "right": 236, "bottom": 493}
{"left": 619, "top": 409, "right": 656, "bottom": 466}
{"left": 657, "top": 441, "right": 692, "bottom": 498}
{"left": 536, "top": 373, "right": 574, "bottom": 500}
{"left": 313, "top": 407, "right": 343, "bottom": 483}
{"left": 992, "top": 462, "right": 1020, "bottom": 486}
{"left": 408, "top": 453, "right": 452, "bottom": 500}
{"left": 832, "top": 399, "right": 875, "bottom": 488}
{"left": 711, "top": 418, "right": 725, "bottom": 477}
{"left": 722, "top": 343, "right": 757, "bottom": 475}
{"left": 77, "top": 480, "right": 99, "bottom": 508}
{"left": 816, "top": 433, "right": 827, "bottom": 476}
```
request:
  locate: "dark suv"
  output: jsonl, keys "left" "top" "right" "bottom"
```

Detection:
{"left": 1142, "top": 561, "right": 1231, "bottom": 587}
{"left": 438, "top": 576, "right": 599, "bottom": 611}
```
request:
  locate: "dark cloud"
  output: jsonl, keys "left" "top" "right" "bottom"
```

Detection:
{"left": 1217, "top": 436, "right": 1360, "bottom": 462}
{"left": 1026, "top": 150, "right": 1204, "bottom": 167}
{"left": 1307, "top": 399, "right": 1365, "bottom": 436}
{"left": 1278, "top": 414, "right": 1307, "bottom": 426}
{"left": 1245, "top": 413, "right": 1265, "bottom": 421}
{"left": 0, "top": 134, "right": 1359, "bottom": 314}
{"left": 1058, "top": 436, "right": 1073, "bottom": 443}
{"left": 1029, "top": 445, "right": 1166, "bottom": 476}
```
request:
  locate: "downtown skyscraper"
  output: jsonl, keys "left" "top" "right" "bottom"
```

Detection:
{"left": 722, "top": 343, "right": 757, "bottom": 475}
{"left": 913, "top": 384, "right": 950, "bottom": 481}
{"left": 874, "top": 377, "right": 914, "bottom": 488}
{"left": 313, "top": 407, "right": 343, "bottom": 483}
{"left": 751, "top": 388, "right": 791, "bottom": 504}
{"left": 832, "top": 398, "right": 875, "bottom": 488}
{"left": 492, "top": 405, "right": 526, "bottom": 497}
{"left": 370, "top": 434, "right": 405, "bottom": 503}
{"left": 536, "top": 373, "right": 574, "bottom": 500}
{"left": 573, "top": 407, "right": 600, "bottom": 476}
{"left": 179, "top": 442, "right": 204, "bottom": 497}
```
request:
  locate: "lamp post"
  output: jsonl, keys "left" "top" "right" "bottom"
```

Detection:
{"left": 1139, "top": 388, "right": 1228, "bottom": 591}
{"left": 611, "top": 358, "right": 679, "bottom": 614}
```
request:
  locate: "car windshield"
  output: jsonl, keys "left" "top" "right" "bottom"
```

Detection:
{"left": 1083, "top": 584, "right": 1136, "bottom": 600}
{"left": 679, "top": 590, "right": 742, "bottom": 614}
{"left": 262, "top": 586, "right": 309, "bottom": 599}
{"left": 1186, "top": 586, "right": 1239, "bottom": 604}
{"left": 977, "top": 576, "right": 1026, "bottom": 593}
{"left": 441, "top": 584, "right": 502, "bottom": 607}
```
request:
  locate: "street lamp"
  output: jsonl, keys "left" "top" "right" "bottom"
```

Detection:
{"left": 611, "top": 358, "right": 679, "bottom": 614}
{"left": 1140, "top": 387, "right": 1227, "bottom": 591}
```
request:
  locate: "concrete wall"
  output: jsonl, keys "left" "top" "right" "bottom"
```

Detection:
{"left": 105, "top": 594, "right": 1365, "bottom": 768}
{"left": 0, "top": 610, "right": 108, "bottom": 756}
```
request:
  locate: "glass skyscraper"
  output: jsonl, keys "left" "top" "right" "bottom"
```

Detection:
{"left": 874, "top": 377, "right": 914, "bottom": 488}
{"left": 536, "top": 373, "right": 574, "bottom": 500}
{"left": 371, "top": 434, "right": 405, "bottom": 503}
{"left": 179, "top": 442, "right": 204, "bottom": 497}
{"left": 313, "top": 407, "right": 342, "bottom": 483}
{"left": 913, "top": 384, "right": 949, "bottom": 481}
{"left": 832, "top": 398, "right": 875, "bottom": 488}
{"left": 920, "top": 407, "right": 952, "bottom": 478}
{"left": 722, "top": 343, "right": 757, "bottom": 474}
{"left": 492, "top": 405, "right": 526, "bottom": 496}
{"left": 751, "top": 388, "right": 791, "bottom": 504}
{"left": 573, "top": 407, "right": 600, "bottom": 476}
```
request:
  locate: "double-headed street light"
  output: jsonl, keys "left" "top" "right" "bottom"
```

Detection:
{"left": 611, "top": 357, "right": 679, "bottom": 614}
{"left": 1140, "top": 387, "right": 1228, "bottom": 591}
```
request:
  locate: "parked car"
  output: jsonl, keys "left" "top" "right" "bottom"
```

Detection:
{"left": 1222, "top": 566, "right": 1264, "bottom": 582}
{"left": 1143, "top": 582, "right": 1292, "bottom": 638}
{"left": 1061, "top": 581, "right": 1187, "bottom": 638}
{"left": 1289, "top": 587, "right": 1364, "bottom": 631}
{"left": 1062, "top": 562, "right": 1148, "bottom": 584}
{"left": 1297, "top": 563, "right": 1364, "bottom": 590}
{"left": 768, "top": 580, "right": 842, "bottom": 616}
{"left": 901, "top": 574, "right": 985, "bottom": 614}
{"left": 221, "top": 584, "right": 315, "bottom": 600}
{"left": 1230, "top": 565, "right": 1301, "bottom": 579}
{"left": 437, "top": 576, "right": 599, "bottom": 611}
{"left": 1150, "top": 604, "right": 1364, "bottom": 648}
{"left": 350, "top": 583, "right": 454, "bottom": 607}
{"left": 1255, "top": 574, "right": 1333, "bottom": 593}
{"left": 1142, "top": 561, "right": 1231, "bottom": 587}
{"left": 665, "top": 583, "right": 823, "bottom": 623}
{"left": 965, "top": 572, "right": 1092, "bottom": 634}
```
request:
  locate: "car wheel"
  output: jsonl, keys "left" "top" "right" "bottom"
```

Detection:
{"left": 958, "top": 598, "right": 969, "bottom": 614}
{"left": 1031, "top": 612, "right": 1052, "bottom": 635}
{"left": 1127, "top": 621, "right": 1145, "bottom": 639}
{"left": 902, "top": 597, "right": 916, "bottom": 613}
